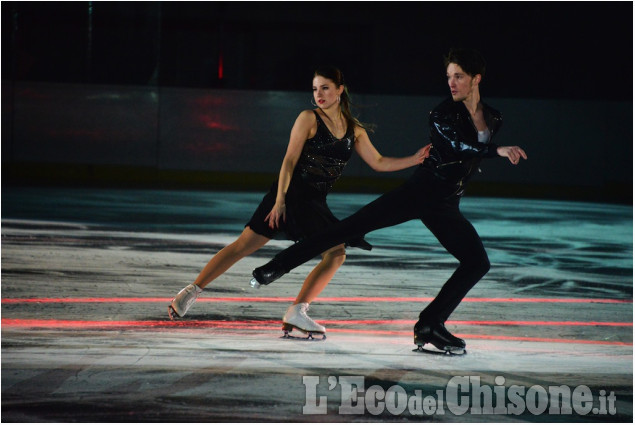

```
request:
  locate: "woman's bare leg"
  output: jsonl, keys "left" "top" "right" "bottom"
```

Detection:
{"left": 293, "top": 244, "right": 346, "bottom": 304}
{"left": 194, "top": 227, "right": 270, "bottom": 289}
{"left": 280, "top": 244, "right": 346, "bottom": 333}
{"left": 168, "top": 227, "right": 270, "bottom": 319}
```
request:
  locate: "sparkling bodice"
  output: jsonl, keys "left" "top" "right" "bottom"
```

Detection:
{"left": 294, "top": 110, "right": 355, "bottom": 192}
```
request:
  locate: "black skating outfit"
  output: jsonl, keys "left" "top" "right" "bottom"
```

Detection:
{"left": 253, "top": 98, "right": 504, "bottom": 350}
{"left": 247, "top": 110, "right": 371, "bottom": 250}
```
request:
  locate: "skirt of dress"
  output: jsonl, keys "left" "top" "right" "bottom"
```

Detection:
{"left": 246, "top": 178, "right": 372, "bottom": 251}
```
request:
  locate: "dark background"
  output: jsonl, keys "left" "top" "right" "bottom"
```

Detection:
{"left": 2, "top": 1, "right": 631, "bottom": 100}
{"left": 1, "top": 1, "right": 633, "bottom": 204}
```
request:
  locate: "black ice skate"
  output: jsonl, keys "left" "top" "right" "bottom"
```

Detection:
{"left": 250, "top": 259, "right": 287, "bottom": 288}
{"left": 413, "top": 321, "right": 466, "bottom": 355}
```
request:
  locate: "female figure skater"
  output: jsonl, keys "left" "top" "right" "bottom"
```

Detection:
{"left": 168, "top": 66, "right": 430, "bottom": 336}
{"left": 252, "top": 49, "right": 527, "bottom": 353}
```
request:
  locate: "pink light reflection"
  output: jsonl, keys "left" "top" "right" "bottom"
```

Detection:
{"left": 2, "top": 297, "right": 631, "bottom": 304}
{"left": 2, "top": 318, "right": 631, "bottom": 346}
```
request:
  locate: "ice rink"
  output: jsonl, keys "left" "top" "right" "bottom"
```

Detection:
{"left": 2, "top": 187, "right": 632, "bottom": 422}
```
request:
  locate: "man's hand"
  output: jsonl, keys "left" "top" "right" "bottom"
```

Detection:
{"left": 497, "top": 146, "right": 528, "bottom": 165}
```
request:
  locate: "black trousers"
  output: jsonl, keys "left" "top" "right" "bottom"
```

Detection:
{"left": 273, "top": 165, "right": 491, "bottom": 323}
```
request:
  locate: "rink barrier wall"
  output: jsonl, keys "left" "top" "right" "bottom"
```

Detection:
{"left": 2, "top": 81, "right": 632, "bottom": 204}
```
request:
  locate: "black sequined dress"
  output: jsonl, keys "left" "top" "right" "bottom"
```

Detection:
{"left": 246, "top": 110, "right": 371, "bottom": 250}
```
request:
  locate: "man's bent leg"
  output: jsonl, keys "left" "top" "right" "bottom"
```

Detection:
{"left": 419, "top": 206, "right": 490, "bottom": 323}
{"left": 253, "top": 184, "right": 419, "bottom": 285}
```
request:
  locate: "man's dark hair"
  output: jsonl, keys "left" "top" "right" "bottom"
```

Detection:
{"left": 444, "top": 48, "right": 486, "bottom": 77}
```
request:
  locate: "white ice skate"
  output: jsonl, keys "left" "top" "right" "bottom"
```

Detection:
{"left": 281, "top": 303, "right": 326, "bottom": 340}
{"left": 168, "top": 283, "right": 202, "bottom": 319}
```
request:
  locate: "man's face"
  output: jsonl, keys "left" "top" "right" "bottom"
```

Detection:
{"left": 446, "top": 63, "right": 479, "bottom": 102}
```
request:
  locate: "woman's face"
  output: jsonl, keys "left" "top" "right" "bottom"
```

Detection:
{"left": 312, "top": 75, "right": 343, "bottom": 109}
{"left": 447, "top": 62, "right": 480, "bottom": 102}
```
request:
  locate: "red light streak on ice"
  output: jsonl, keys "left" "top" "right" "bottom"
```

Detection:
{"left": 327, "top": 329, "right": 632, "bottom": 346}
{"left": 2, "top": 297, "right": 632, "bottom": 304}
{"left": 2, "top": 318, "right": 629, "bottom": 328}
{"left": 2, "top": 319, "right": 631, "bottom": 346}
{"left": 319, "top": 319, "right": 631, "bottom": 327}
{"left": 1, "top": 318, "right": 277, "bottom": 331}
{"left": 4, "top": 298, "right": 630, "bottom": 346}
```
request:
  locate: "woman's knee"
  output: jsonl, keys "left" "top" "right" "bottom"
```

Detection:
{"left": 231, "top": 228, "right": 269, "bottom": 256}
{"left": 322, "top": 245, "right": 347, "bottom": 266}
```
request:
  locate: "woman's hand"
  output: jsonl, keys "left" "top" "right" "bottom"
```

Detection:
{"left": 497, "top": 146, "right": 528, "bottom": 165}
{"left": 413, "top": 144, "right": 433, "bottom": 164}
{"left": 265, "top": 202, "right": 286, "bottom": 229}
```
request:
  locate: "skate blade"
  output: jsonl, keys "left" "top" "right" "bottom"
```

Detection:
{"left": 414, "top": 344, "right": 466, "bottom": 356}
{"left": 281, "top": 324, "right": 326, "bottom": 341}
{"left": 167, "top": 305, "right": 182, "bottom": 320}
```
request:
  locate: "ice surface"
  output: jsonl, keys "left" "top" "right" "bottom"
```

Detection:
{"left": 2, "top": 188, "right": 632, "bottom": 422}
